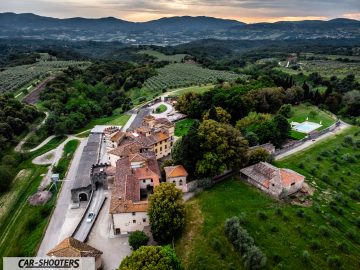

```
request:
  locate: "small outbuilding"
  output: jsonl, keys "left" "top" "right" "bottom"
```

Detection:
{"left": 240, "top": 162, "right": 305, "bottom": 198}
{"left": 164, "top": 165, "right": 189, "bottom": 192}
{"left": 47, "top": 237, "right": 103, "bottom": 270}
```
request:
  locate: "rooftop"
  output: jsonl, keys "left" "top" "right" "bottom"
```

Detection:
{"left": 164, "top": 165, "right": 188, "bottom": 178}
{"left": 47, "top": 237, "right": 102, "bottom": 258}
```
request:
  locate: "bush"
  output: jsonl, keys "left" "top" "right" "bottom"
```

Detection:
{"left": 256, "top": 211, "right": 268, "bottom": 220}
{"left": 309, "top": 240, "right": 320, "bottom": 250}
{"left": 243, "top": 245, "right": 267, "bottom": 270}
{"left": 321, "top": 174, "right": 329, "bottom": 182}
{"left": 319, "top": 226, "right": 330, "bottom": 237}
{"left": 346, "top": 229, "right": 358, "bottom": 242}
{"left": 349, "top": 190, "right": 359, "bottom": 200}
{"left": 128, "top": 231, "right": 149, "bottom": 250}
{"left": 343, "top": 135, "right": 353, "bottom": 145}
{"left": 274, "top": 208, "right": 283, "bottom": 216}
{"left": 342, "top": 153, "right": 356, "bottom": 163}
{"left": 327, "top": 256, "right": 342, "bottom": 269}
{"left": 296, "top": 209, "right": 305, "bottom": 218}
{"left": 337, "top": 242, "right": 349, "bottom": 253}
{"left": 211, "top": 238, "right": 226, "bottom": 259}
{"left": 302, "top": 250, "right": 310, "bottom": 264}
{"left": 356, "top": 218, "right": 360, "bottom": 228}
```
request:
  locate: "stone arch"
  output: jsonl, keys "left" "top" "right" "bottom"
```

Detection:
{"left": 79, "top": 193, "right": 88, "bottom": 201}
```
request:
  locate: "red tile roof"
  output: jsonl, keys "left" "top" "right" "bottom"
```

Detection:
{"left": 47, "top": 237, "right": 102, "bottom": 258}
{"left": 164, "top": 165, "right": 188, "bottom": 178}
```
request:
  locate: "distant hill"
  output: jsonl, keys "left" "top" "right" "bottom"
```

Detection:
{"left": 0, "top": 13, "right": 359, "bottom": 44}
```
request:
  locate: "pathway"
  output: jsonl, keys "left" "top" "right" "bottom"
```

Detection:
{"left": 275, "top": 120, "right": 350, "bottom": 160}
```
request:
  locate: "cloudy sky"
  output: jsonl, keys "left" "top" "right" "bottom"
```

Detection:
{"left": 1, "top": 0, "right": 359, "bottom": 23}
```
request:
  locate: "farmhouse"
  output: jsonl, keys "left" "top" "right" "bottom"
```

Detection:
{"left": 47, "top": 237, "right": 103, "bottom": 270}
{"left": 109, "top": 149, "right": 160, "bottom": 235}
{"left": 249, "top": 143, "right": 276, "bottom": 155}
{"left": 164, "top": 165, "right": 189, "bottom": 192}
{"left": 240, "top": 162, "right": 305, "bottom": 197}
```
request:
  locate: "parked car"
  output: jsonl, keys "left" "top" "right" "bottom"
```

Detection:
{"left": 86, "top": 212, "right": 95, "bottom": 223}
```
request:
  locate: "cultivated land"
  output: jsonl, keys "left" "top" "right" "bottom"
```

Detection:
{"left": 168, "top": 85, "right": 214, "bottom": 97}
{"left": 143, "top": 63, "right": 241, "bottom": 92}
{"left": 176, "top": 127, "right": 360, "bottom": 270}
{"left": 138, "top": 49, "right": 187, "bottom": 62}
{"left": 288, "top": 104, "right": 336, "bottom": 139}
{"left": 175, "top": 118, "right": 195, "bottom": 137}
{"left": 0, "top": 60, "right": 89, "bottom": 93}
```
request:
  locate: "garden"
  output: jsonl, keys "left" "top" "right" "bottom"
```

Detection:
{"left": 175, "top": 127, "right": 360, "bottom": 270}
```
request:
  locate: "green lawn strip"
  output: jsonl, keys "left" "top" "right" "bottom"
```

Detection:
{"left": 75, "top": 113, "right": 131, "bottom": 133}
{"left": 137, "top": 50, "right": 187, "bottom": 62}
{"left": 290, "top": 130, "right": 307, "bottom": 140}
{"left": 175, "top": 119, "right": 195, "bottom": 137}
{"left": 53, "top": 139, "right": 80, "bottom": 179}
{"left": 153, "top": 104, "right": 167, "bottom": 114}
{"left": 169, "top": 85, "right": 214, "bottom": 97}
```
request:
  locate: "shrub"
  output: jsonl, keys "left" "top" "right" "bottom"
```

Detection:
{"left": 212, "top": 238, "right": 226, "bottom": 259}
{"left": 309, "top": 240, "right": 320, "bottom": 250}
{"left": 342, "top": 153, "right": 356, "bottom": 163}
{"left": 346, "top": 229, "right": 358, "bottom": 242}
{"left": 302, "top": 250, "right": 310, "bottom": 264}
{"left": 356, "top": 218, "right": 360, "bottom": 228}
{"left": 128, "top": 231, "right": 149, "bottom": 250}
{"left": 274, "top": 208, "right": 283, "bottom": 216}
{"left": 296, "top": 209, "right": 305, "bottom": 218}
{"left": 320, "top": 150, "right": 330, "bottom": 157}
{"left": 243, "top": 245, "right": 267, "bottom": 270}
{"left": 327, "top": 256, "right": 342, "bottom": 269}
{"left": 343, "top": 135, "right": 353, "bottom": 145}
{"left": 329, "top": 216, "right": 341, "bottom": 228}
{"left": 298, "top": 162, "right": 304, "bottom": 169}
{"left": 349, "top": 190, "right": 359, "bottom": 200}
{"left": 313, "top": 203, "right": 321, "bottom": 213}
{"left": 337, "top": 242, "right": 349, "bottom": 253}
{"left": 321, "top": 174, "right": 329, "bottom": 182}
{"left": 270, "top": 226, "right": 279, "bottom": 233}
{"left": 256, "top": 211, "right": 268, "bottom": 220}
{"left": 319, "top": 226, "right": 330, "bottom": 237}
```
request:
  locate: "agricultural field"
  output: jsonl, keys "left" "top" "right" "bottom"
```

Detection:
{"left": 176, "top": 127, "right": 360, "bottom": 270}
{"left": 277, "top": 59, "right": 360, "bottom": 80}
{"left": 0, "top": 60, "right": 89, "bottom": 93}
{"left": 143, "top": 63, "right": 242, "bottom": 92}
{"left": 138, "top": 49, "right": 187, "bottom": 62}
{"left": 288, "top": 104, "right": 336, "bottom": 140}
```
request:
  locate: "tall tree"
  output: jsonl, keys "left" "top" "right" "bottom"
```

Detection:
{"left": 148, "top": 183, "right": 185, "bottom": 244}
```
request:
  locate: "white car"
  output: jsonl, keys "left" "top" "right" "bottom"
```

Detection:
{"left": 86, "top": 212, "right": 95, "bottom": 223}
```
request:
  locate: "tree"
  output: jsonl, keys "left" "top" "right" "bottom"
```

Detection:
{"left": 196, "top": 120, "right": 249, "bottom": 177}
{"left": 128, "top": 231, "right": 149, "bottom": 250}
{"left": 243, "top": 245, "right": 267, "bottom": 270}
{"left": 273, "top": 114, "right": 291, "bottom": 142}
{"left": 277, "top": 104, "right": 292, "bottom": 118}
{"left": 203, "top": 106, "right": 231, "bottom": 124}
{"left": 0, "top": 165, "right": 15, "bottom": 192}
{"left": 148, "top": 183, "right": 185, "bottom": 244}
{"left": 119, "top": 246, "right": 182, "bottom": 270}
{"left": 248, "top": 148, "right": 270, "bottom": 165}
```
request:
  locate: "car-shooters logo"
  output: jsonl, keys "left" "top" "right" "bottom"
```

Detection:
{"left": 3, "top": 257, "right": 95, "bottom": 270}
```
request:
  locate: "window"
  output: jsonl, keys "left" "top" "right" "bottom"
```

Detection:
{"left": 155, "top": 149, "right": 158, "bottom": 153}
{"left": 143, "top": 180, "right": 146, "bottom": 183}
{"left": 165, "top": 145, "right": 167, "bottom": 149}
{"left": 171, "top": 142, "right": 173, "bottom": 146}
{"left": 291, "top": 182, "right": 295, "bottom": 186}
{"left": 272, "top": 184, "right": 275, "bottom": 187}
{"left": 173, "top": 180, "right": 176, "bottom": 184}
{"left": 179, "top": 179, "right": 183, "bottom": 186}
{"left": 160, "top": 147, "right": 162, "bottom": 151}
{"left": 151, "top": 179, "right": 153, "bottom": 182}
{"left": 132, "top": 212, "right": 136, "bottom": 216}
{"left": 133, "top": 220, "right": 136, "bottom": 223}
{"left": 143, "top": 218, "right": 146, "bottom": 222}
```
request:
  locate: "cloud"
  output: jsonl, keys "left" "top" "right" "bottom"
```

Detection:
{"left": 0, "top": 0, "right": 359, "bottom": 22}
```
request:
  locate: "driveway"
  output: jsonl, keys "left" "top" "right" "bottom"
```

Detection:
{"left": 149, "top": 102, "right": 174, "bottom": 119}
{"left": 87, "top": 197, "right": 131, "bottom": 270}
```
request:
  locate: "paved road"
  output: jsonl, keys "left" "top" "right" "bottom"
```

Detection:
{"left": 275, "top": 121, "right": 350, "bottom": 160}
{"left": 73, "top": 187, "right": 106, "bottom": 242}
{"left": 149, "top": 101, "right": 174, "bottom": 119}
{"left": 122, "top": 113, "right": 137, "bottom": 132}
{"left": 128, "top": 108, "right": 151, "bottom": 131}
{"left": 37, "top": 137, "right": 88, "bottom": 256}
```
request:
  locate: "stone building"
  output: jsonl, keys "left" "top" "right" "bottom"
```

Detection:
{"left": 240, "top": 162, "right": 305, "bottom": 197}
{"left": 164, "top": 165, "right": 189, "bottom": 192}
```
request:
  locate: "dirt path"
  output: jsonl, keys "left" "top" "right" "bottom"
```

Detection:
{"left": 23, "top": 76, "right": 56, "bottom": 104}
{"left": 275, "top": 121, "right": 351, "bottom": 160}
{"left": 15, "top": 112, "right": 49, "bottom": 153}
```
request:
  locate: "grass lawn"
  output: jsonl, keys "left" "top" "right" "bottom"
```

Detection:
{"left": 288, "top": 104, "right": 336, "bottom": 140}
{"left": 75, "top": 113, "right": 131, "bottom": 133}
{"left": 169, "top": 85, "right": 214, "bottom": 97}
{"left": 53, "top": 139, "right": 80, "bottom": 179}
{"left": 176, "top": 127, "right": 360, "bottom": 270}
{"left": 0, "top": 136, "right": 75, "bottom": 266}
{"left": 175, "top": 119, "right": 195, "bottom": 137}
{"left": 154, "top": 104, "right": 167, "bottom": 114}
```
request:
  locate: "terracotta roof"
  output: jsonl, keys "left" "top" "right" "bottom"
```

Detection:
{"left": 280, "top": 169, "right": 305, "bottom": 186}
{"left": 164, "top": 165, "right": 188, "bottom": 178}
{"left": 129, "top": 152, "right": 148, "bottom": 163}
{"left": 108, "top": 140, "right": 143, "bottom": 157}
{"left": 47, "top": 237, "right": 102, "bottom": 258}
{"left": 154, "top": 118, "right": 174, "bottom": 127}
{"left": 154, "top": 131, "right": 169, "bottom": 142}
{"left": 111, "top": 131, "right": 125, "bottom": 143}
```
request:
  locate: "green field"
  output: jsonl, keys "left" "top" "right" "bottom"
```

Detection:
{"left": 288, "top": 104, "right": 336, "bottom": 139}
{"left": 53, "top": 139, "right": 80, "bottom": 179}
{"left": 169, "top": 85, "right": 214, "bottom": 97}
{"left": 138, "top": 50, "right": 187, "bottom": 62}
{"left": 176, "top": 127, "right": 360, "bottom": 270}
{"left": 143, "top": 63, "right": 242, "bottom": 92}
{"left": 175, "top": 119, "right": 195, "bottom": 137}
{"left": 0, "top": 136, "right": 70, "bottom": 266}
{"left": 75, "top": 113, "right": 131, "bottom": 133}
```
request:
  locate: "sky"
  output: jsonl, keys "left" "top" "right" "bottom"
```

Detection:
{"left": 0, "top": 0, "right": 359, "bottom": 23}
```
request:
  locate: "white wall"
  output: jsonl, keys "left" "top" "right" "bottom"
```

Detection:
{"left": 167, "top": 176, "right": 187, "bottom": 192}
{"left": 113, "top": 212, "right": 149, "bottom": 234}
{"left": 139, "top": 179, "right": 153, "bottom": 189}
{"left": 109, "top": 153, "right": 120, "bottom": 167}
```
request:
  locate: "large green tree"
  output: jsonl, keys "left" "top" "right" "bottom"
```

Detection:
{"left": 148, "top": 183, "right": 185, "bottom": 244}
{"left": 196, "top": 120, "right": 249, "bottom": 177}
{"left": 119, "top": 246, "right": 182, "bottom": 270}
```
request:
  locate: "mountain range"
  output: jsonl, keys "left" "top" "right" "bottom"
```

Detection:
{"left": 1, "top": 13, "right": 359, "bottom": 45}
